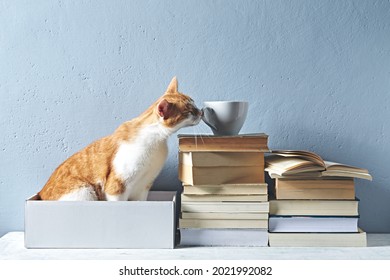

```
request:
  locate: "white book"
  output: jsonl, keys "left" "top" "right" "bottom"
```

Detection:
{"left": 180, "top": 228, "right": 268, "bottom": 247}
{"left": 269, "top": 216, "right": 359, "bottom": 233}
{"left": 179, "top": 218, "right": 268, "bottom": 229}
{"left": 269, "top": 229, "right": 367, "bottom": 247}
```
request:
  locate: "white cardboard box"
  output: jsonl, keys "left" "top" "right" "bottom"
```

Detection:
{"left": 25, "top": 191, "right": 177, "bottom": 249}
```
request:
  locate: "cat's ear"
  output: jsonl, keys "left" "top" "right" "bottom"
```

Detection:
{"left": 157, "top": 99, "right": 173, "bottom": 119}
{"left": 166, "top": 76, "right": 178, "bottom": 94}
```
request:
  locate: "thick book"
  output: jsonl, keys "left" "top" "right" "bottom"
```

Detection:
{"left": 268, "top": 229, "right": 367, "bottom": 247}
{"left": 178, "top": 133, "right": 269, "bottom": 152}
{"left": 179, "top": 218, "right": 268, "bottom": 229}
{"left": 182, "top": 183, "right": 268, "bottom": 195}
{"left": 269, "top": 199, "right": 358, "bottom": 216}
{"left": 179, "top": 228, "right": 268, "bottom": 247}
{"left": 275, "top": 178, "right": 355, "bottom": 200}
{"left": 265, "top": 150, "right": 372, "bottom": 180}
{"left": 181, "top": 201, "right": 269, "bottom": 213}
{"left": 181, "top": 194, "right": 268, "bottom": 202}
{"left": 181, "top": 212, "right": 268, "bottom": 220}
{"left": 179, "top": 164, "right": 265, "bottom": 185}
{"left": 269, "top": 216, "right": 359, "bottom": 233}
{"left": 179, "top": 151, "right": 264, "bottom": 167}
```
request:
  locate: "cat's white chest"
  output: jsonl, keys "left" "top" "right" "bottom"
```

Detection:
{"left": 110, "top": 127, "right": 169, "bottom": 201}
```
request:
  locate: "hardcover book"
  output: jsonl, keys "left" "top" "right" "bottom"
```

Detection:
{"left": 179, "top": 164, "right": 265, "bottom": 185}
{"left": 182, "top": 183, "right": 268, "bottom": 195}
{"left": 269, "top": 229, "right": 367, "bottom": 247}
{"left": 269, "top": 199, "right": 359, "bottom": 216}
{"left": 178, "top": 133, "right": 269, "bottom": 152}
{"left": 269, "top": 216, "right": 359, "bottom": 233}
{"left": 179, "top": 151, "right": 264, "bottom": 167}
{"left": 181, "top": 212, "right": 268, "bottom": 220}
{"left": 180, "top": 228, "right": 268, "bottom": 247}
{"left": 275, "top": 178, "right": 355, "bottom": 200}
{"left": 181, "top": 201, "right": 269, "bottom": 213}
{"left": 179, "top": 218, "right": 268, "bottom": 229}
{"left": 181, "top": 194, "right": 268, "bottom": 202}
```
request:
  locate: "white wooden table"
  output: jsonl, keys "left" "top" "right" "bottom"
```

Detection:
{"left": 1, "top": 232, "right": 390, "bottom": 260}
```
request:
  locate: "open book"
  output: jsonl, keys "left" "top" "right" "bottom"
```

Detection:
{"left": 265, "top": 150, "right": 372, "bottom": 180}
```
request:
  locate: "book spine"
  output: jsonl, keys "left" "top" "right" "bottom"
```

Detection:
{"left": 179, "top": 218, "right": 269, "bottom": 229}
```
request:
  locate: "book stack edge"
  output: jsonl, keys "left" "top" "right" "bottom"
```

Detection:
{"left": 178, "top": 134, "right": 269, "bottom": 247}
{"left": 266, "top": 150, "right": 371, "bottom": 247}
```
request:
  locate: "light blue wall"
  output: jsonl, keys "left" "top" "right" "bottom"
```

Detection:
{"left": 1, "top": 0, "right": 389, "bottom": 236}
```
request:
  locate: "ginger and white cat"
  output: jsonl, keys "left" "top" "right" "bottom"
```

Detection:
{"left": 39, "top": 77, "right": 202, "bottom": 201}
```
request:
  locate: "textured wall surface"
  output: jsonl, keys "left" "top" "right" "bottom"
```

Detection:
{"left": 1, "top": 0, "right": 390, "bottom": 236}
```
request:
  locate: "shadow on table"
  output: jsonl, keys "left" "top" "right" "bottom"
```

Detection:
{"left": 367, "top": 234, "right": 390, "bottom": 247}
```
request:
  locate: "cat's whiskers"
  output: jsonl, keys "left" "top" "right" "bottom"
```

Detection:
{"left": 191, "top": 123, "right": 211, "bottom": 150}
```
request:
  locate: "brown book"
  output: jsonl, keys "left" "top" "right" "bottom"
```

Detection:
{"left": 181, "top": 194, "right": 268, "bottom": 202}
{"left": 179, "top": 164, "right": 264, "bottom": 185}
{"left": 182, "top": 183, "right": 268, "bottom": 195}
{"left": 269, "top": 199, "right": 358, "bottom": 216}
{"left": 179, "top": 151, "right": 264, "bottom": 167}
{"left": 275, "top": 178, "right": 355, "bottom": 200}
{"left": 178, "top": 133, "right": 269, "bottom": 152}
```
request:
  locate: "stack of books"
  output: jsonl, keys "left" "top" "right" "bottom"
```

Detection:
{"left": 178, "top": 134, "right": 270, "bottom": 246}
{"left": 265, "top": 150, "right": 372, "bottom": 247}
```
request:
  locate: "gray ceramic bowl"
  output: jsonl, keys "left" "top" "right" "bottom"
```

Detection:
{"left": 202, "top": 101, "right": 248, "bottom": 135}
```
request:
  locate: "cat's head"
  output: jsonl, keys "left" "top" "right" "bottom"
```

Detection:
{"left": 156, "top": 77, "right": 202, "bottom": 132}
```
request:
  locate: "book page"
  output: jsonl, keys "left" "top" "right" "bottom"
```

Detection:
{"left": 271, "top": 150, "right": 325, "bottom": 166}
{"left": 266, "top": 155, "right": 324, "bottom": 172}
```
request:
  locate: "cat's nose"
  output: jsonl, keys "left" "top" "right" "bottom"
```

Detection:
{"left": 199, "top": 108, "right": 204, "bottom": 116}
